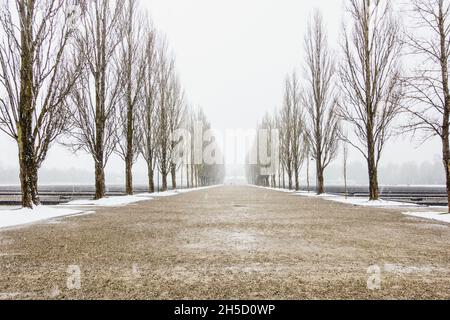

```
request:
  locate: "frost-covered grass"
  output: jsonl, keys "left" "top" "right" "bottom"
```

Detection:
{"left": 0, "top": 206, "right": 83, "bottom": 229}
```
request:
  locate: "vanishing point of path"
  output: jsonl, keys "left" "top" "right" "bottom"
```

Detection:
{"left": 1, "top": 186, "right": 450, "bottom": 299}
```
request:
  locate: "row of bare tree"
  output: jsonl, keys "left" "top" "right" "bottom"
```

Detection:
{"left": 0, "top": 0, "right": 223, "bottom": 209}
{"left": 248, "top": 0, "right": 450, "bottom": 213}
{"left": 246, "top": 10, "right": 340, "bottom": 195}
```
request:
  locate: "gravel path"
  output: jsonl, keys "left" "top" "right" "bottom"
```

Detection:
{"left": 0, "top": 186, "right": 449, "bottom": 300}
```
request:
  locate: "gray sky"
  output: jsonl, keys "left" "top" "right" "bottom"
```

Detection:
{"left": 0, "top": 0, "right": 443, "bottom": 181}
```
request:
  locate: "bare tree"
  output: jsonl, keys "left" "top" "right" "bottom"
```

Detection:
{"left": 115, "top": 0, "right": 145, "bottom": 195}
{"left": 338, "top": 0, "right": 403, "bottom": 200}
{"left": 280, "top": 76, "right": 294, "bottom": 190}
{"left": 343, "top": 140, "right": 349, "bottom": 199}
{"left": 305, "top": 145, "right": 311, "bottom": 192}
{"left": 167, "top": 74, "right": 185, "bottom": 190}
{"left": 287, "top": 72, "right": 307, "bottom": 191}
{"left": 0, "top": 0, "right": 80, "bottom": 208}
{"left": 402, "top": 0, "right": 450, "bottom": 212}
{"left": 265, "top": 113, "right": 277, "bottom": 188}
{"left": 184, "top": 105, "right": 195, "bottom": 189}
{"left": 139, "top": 22, "right": 158, "bottom": 193}
{"left": 304, "top": 10, "right": 340, "bottom": 195}
{"left": 155, "top": 38, "right": 174, "bottom": 192}
{"left": 65, "top": 0, "right": 124, "bottom": 200}
{"left": 257, "top": 112, "right": 274, "bottom": 187}
{"left": 274, "top": 112, "right": 287, "bottom": 189}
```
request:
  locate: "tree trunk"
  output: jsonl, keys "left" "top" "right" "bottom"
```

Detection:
{"left": 278, "top": 168, "right": 281, "bottom": 189}
{"left": 18, "top": 1, "right": 38, "bottom": 208}
{"left": 443, "top": 137, "right": 450, "bottom": 213}
{"left": 147, "top": 162, "right": 155, "bottom": 193}
{"left": 94, "top": 111, "right": 105, "bottom": 200}
{"left": 94, "top": 159, "right": 105, "bottom": 200}
{"left": 316, "top": 163, "right": 325, "bottom": 195}
{"left": 363, "top": 3, "right": 379, "bottom": 201}
{"left": 125, "top": 2, "right": 134, "bottom": 196}
{"left": 161, "top": 173, "right": 168, "bottom": 192}
{"left": 287, "top": 168, "right": 293, "bottom": 190}
{"left": 438, "top": 10, "right": 450, "bottom": 213}
{"left": 171, "top": 164, "right": 176, "bottom": 189}
{"left": 30, "top": 164, "right": 39, "bottom": 205}
{"left": 367, "top": 155, "right": 379, "bottom": 201}
{"left": 125, "top": 156, "right": 133, "bottom": 195}
{"left": 294, "top": 166, "right": 300, "bottom": 191}
{"left": 18, "top": 143, "right": 32, "bottom": 208}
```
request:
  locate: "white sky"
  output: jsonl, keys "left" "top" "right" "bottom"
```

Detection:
{"left": 0, "top": 0, "right": 442, "bottom": 179}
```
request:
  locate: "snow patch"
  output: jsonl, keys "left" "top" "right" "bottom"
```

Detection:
{"left": 403, "top": 211, "right": 450, "bottom": 224}
{"left": 295, "top": 191, "right": 417, "bottom": 208}
{"left": 296, "top": 191, "right": 338, "bottom": 198}
{"left": 0, "top": 206, "right": 83, "bottom": 229}
{"left": 151, "top": 185, "right": 222, "bottom": 197}
{"left": 64, "top": 194, "right": 153, "bottom": 207}
{"left": 147, "top": 191, "right": 178, "bottom": 197}
{"left": 252, "top": 186, "right": 296, "bottom": 193}
{"left": 64, "top": 185, "right": 222, "bottom": 206}
{"left": 177, "top": 185, "right": 222, "bottom": 193}
{"left": 324, "top": 196, "right": 417, "bottom": 207}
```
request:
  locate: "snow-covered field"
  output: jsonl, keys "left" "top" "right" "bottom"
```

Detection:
{"left": 0, "top": 206, "right": 83, "bottom": 229}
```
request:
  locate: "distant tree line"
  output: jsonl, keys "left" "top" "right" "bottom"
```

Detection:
{"left": 0, "top": 0, "right": 224, "bottom": 208}
{"left": 247, "top": 0, "right": 450, "bottom": 212}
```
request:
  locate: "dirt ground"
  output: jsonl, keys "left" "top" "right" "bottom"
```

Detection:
{"left": 0, "top": 186, "right": 449, "bottom": 300}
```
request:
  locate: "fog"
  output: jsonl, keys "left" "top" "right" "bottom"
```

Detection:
{"left": 0, "top": 0, "right": 444, "bottom": 186}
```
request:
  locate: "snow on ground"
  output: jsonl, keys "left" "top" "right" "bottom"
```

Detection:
{"left": 63, "top": 185, "right": 222, "bottom": 206}
{"left": 321, "top": 196, "right": 418, "bottom": 207}
{"left": 64, "top": 194, "right": 154, "bottom": 207}
{"left": 0, "top": 186, "right": 221, "bottom": 229}
{"left": 0, "top": 206, "right": 21, "bottom": 211}
{"left": 252, "top": 186, "right": 296, "bottom": 193}
{"left": 137, "top": 185, "right": 222, "bottom": 198}
{"left": 295, "top": 191, "right": 419, "bottom": 207}
{"left": 0, "top": 206, "right": 83, "bottom": 229}
{"left": 177, "top": 185, "right": 223, "bottom": 194}
{"left": 296, "top": 191, "right": 337, "bottom": 198}
{"left": 403, "top": 211, "right": 450, "bottom": 224}
{"left": 145, "top": 191, "right": 178, "bottom": 197}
